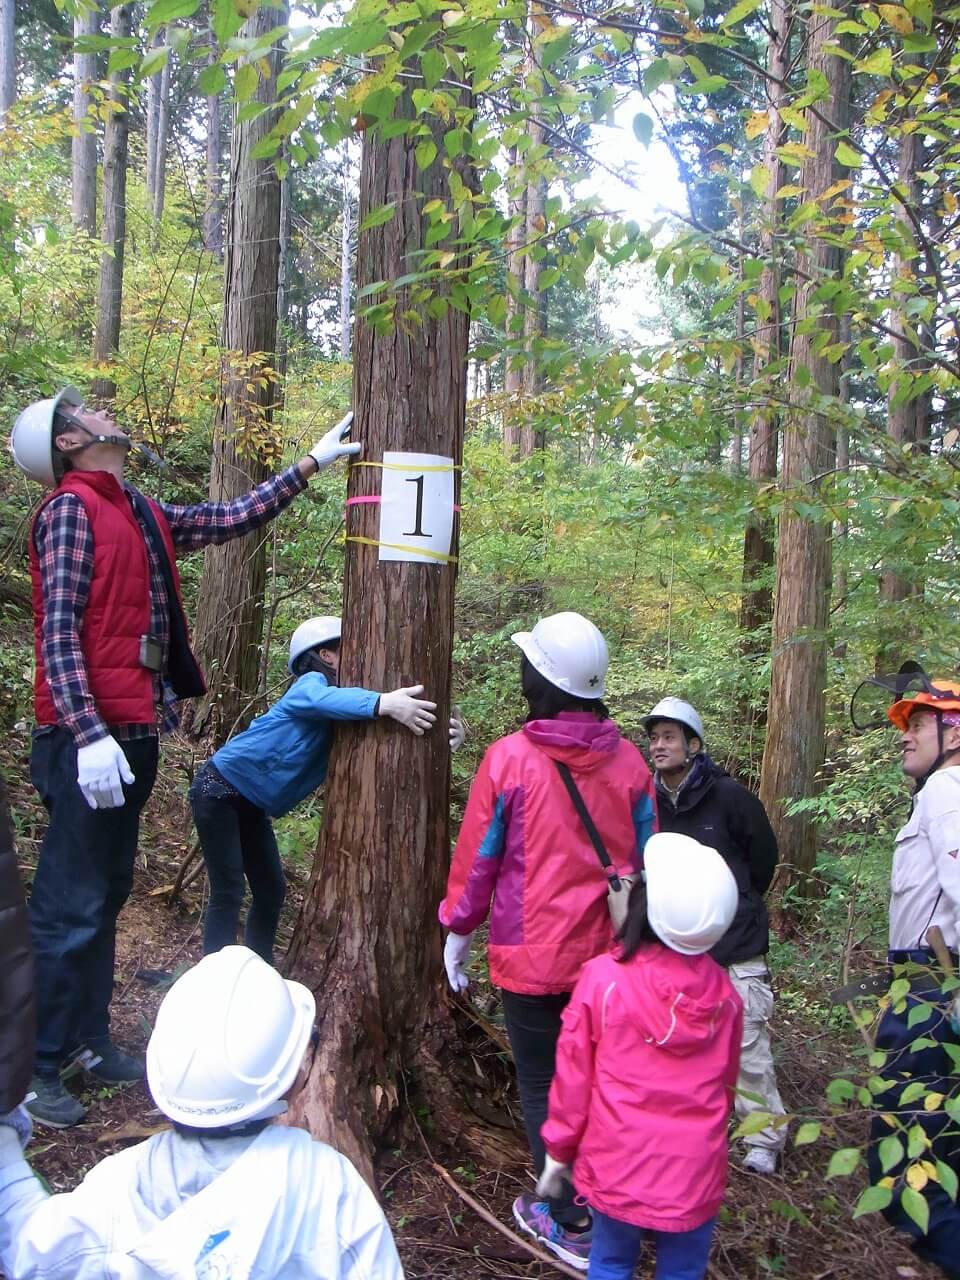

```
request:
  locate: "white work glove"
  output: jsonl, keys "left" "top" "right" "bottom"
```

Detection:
{"left": 0, "top": 1104, "right": 32, "bottom": 1152}
{"left": 443, "top": 931, "right": 473, "bottom": 993}
{"left": 76, "top": 735, "right": 134, "bottom": 809}
{"left": 536, "top": 1154, "right": 574, "bottom": 1199}
{"left": 308, "top": 411, "right": 361, "bottom": 470}
{"left": 378, "top": 685, "right": 437, "bottom": 735}
{"left": 951, "top": 995, "right": 960, "bottom": 1036}
{"left": 449, "top": 708, "right": 465, "bottom": 752}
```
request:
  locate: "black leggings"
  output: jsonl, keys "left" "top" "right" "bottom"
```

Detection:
{"left": 190, "top": 782, "right": 285, "bottom": 964}
{"left": 501, "top": 988, "right": 584, "bottom": 1228}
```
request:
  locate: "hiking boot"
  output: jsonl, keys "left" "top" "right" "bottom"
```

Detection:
{"left": 513, "top": 1192, "right": 592, "bottom": 1272}
{"left": 77, "top": 1039, "right": 146, "bottom": 1084}
{"left": 742, "top": 1146, "right": 779, "bottom": 1175}
{"left": 25, "top": 1075, "right": 87, "bottom": 1129}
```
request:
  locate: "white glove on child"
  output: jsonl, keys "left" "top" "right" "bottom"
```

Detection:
{"left": 449, "top": 709, "right": 465, "bottom": 752}
{"left": 536, "top": 1154, "right": 573, "bottom": 1199}
{"left": 0, "top": 1104, "right": 32, "bottom": 1152}
{"left": 378, "top": 685, "right": 437, "bottom": 734}
{"left": 443, "top": 931, "right": 474, "bottom": 993}
{"left": 308, "top": 411, "right": 362, "bottom": 470}
{"left": 77, "top": 735, "right": 134, "bottom": 809}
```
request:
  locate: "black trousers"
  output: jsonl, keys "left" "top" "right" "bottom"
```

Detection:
{"left": 501, "top": 988, "right": 583, "bottom": 1228}
{"left": 29, "top": 727, "right": 158, "bottom": 1075}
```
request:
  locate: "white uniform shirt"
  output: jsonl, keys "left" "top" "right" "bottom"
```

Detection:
{"left": 0, "top": 1124, "right": 405, "bottom": 1280}
{"left": 889, "top": 766, "right": 960, "bottom": 952}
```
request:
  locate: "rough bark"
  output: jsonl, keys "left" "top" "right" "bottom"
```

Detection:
{"left": 204, "top": 34, "right": 224, "bottom": 257}
{"left": 285, "top": 66, "right": 471, "bottom": 1180}
{"left": 277, "top": 157, "right": 292, "bottom": 388}
{"left": 739, "top": 0, "right": 789, "bottom": 643}
{"left": 832, "top": 315, "right": 851, "bottom": 662}
{"left": 0, "top": 0, "right": 14, "bottom": 114}
{"left": 189, "top": 6, "right": 286, "bottom": 743}
{"left": 90, "top": 5, "right": 133, "bottom": 406}
{"left": 152, "top": 49, "right": 172, "bottom": 226}
{"left": 340, "top": 156, "right": 352, "bottom": 361}
{"left": 71, "top": 8, "right": 98, "bottom": 237}
{"left": 759, "top": 13, "right": 850, "bottom": 899}
{"left": 503, "top": 144, "right": 525, "bottom": 456}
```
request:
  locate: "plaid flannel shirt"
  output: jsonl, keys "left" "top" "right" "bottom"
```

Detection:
{"left": 33, "top": 464, "right": 309, "bottom": 746}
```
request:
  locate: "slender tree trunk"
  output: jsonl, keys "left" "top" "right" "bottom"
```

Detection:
{"left": 286, "top": 62, "right": 472, "bottom": 1181}
{"left": 833, "top": 315, "right": 851, "bottom": 662}
{"left": 204, "top": 34, "right": 223, "bottom": 257}
{"left": 72, "top": 9, "right": 98, "bottom": 237}
{"left": 759, "top": 13, "right": 851, "bottom": 900}
{"left": 152, "top": 48, "right": 172, "bottom": 227}
{"left": 739, "top": 0, "right": 789, "bottom": 645}
{"left": 90, "top": 5, "right": 133, "bottom": 406}
{"left": 340, "top": 155, "right": 352, "bottom": 361}
{"left": 731, "top": 242, "right": 745, "bottom": 474}
{"left": 190, "top": 5, "right": 287, "bottom": 743}
{"left": 145, "top": 30, "right": 162, "bottom": 200}
{"left": 503, "top": 144, "right": 525, "bottom": 456}
{"left": 277, "top": 157, "right": 292, "bottom": 388}
{"left": 0, "top": 0, "right": 14, "bottom": 114}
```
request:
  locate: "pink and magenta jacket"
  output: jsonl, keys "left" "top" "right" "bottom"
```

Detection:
{"left": 542, "top": 944, "right": 743, "bottom": 1232}
{"left": 439, "top": 712, "right": 656, "bottom": 995}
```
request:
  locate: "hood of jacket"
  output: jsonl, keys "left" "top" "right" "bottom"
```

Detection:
{"left": 615, "top": 943, "right": 735, "bottom": 1054}
{"left": 523, "top": 711, "right": 621, "bottom": 772}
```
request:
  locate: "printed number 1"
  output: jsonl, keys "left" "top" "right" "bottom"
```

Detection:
{"left": 403, "top": 474, "right": 431, "bottom": 538}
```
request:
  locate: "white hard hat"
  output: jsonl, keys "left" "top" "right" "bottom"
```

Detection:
{"left": 512, "top": 611, "right": 609, "bottom": 700}
{"left": 288, "top": 615, "right": 342, "bottom": 672}
{"left": 643, "top": 832, "right": 738, "bottom": 955}
{"left": 146, "top": 946, "right": 316, "bottom": 1128}
{"left": 10, "top": 386, "right": 83, "bottom": 487}
{"left": 642, "top": 697, "right": 705, "bottom": 743}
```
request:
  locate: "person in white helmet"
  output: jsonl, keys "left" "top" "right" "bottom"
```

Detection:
{"left": 9, "top": 387, "right": 362, "bottom": 1130}
{"left": 0, "top": 946, "right": 405, "bottom": 1280}
{"left": 537, "top": 835, "right": 742, "bottom": 1280}
{"left": 190, "top": 615, "right": 465, "bottom": 962}
{"left": 439, "top": 612, "right": 657, "bottom": 1271}
{"left": 642, "top": 697, "right": 786, "bottom": 1176}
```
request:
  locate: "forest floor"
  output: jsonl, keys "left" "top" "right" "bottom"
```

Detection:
{"left": 5, "top": 728, "right": 943, "bottom": 1280}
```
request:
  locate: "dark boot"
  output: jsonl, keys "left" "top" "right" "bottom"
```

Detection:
{"left": 26, "top": 1075, "right": 87, "bottom": 1129}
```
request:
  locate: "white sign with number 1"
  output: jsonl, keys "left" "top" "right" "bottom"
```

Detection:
{"left": 378, "top": 451, "right": 455, "bottom": 564}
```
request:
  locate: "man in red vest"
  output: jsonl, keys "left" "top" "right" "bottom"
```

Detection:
{"left": 10, "top": 386, "right": 360, "bottom": 1128}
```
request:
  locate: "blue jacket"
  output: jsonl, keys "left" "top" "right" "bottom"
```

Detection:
{"left": 212, "top": 673, "right": 380, "bottom": 817}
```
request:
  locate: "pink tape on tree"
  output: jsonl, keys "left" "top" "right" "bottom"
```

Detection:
{"left": 346, "top": 496, "right": 381, "bottom": 506}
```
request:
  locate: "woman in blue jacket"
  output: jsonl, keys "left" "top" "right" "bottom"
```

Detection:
{"left": 190, "top": 616, "right": 453, "bottom": 962}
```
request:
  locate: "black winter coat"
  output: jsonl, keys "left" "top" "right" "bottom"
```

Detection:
{"left": 655, "top": 753, "right": 778, "bottom": 967}
{"left": 0, "top": 773, "right": 35, "bottom": 1111}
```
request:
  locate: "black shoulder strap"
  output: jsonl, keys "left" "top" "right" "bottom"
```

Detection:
{"left": 554, "top": 760, "right": 621, "bottom": 890}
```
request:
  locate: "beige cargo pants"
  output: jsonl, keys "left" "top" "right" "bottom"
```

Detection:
{"left": 728, "top": 957, "right": 788, "bottom": 1151}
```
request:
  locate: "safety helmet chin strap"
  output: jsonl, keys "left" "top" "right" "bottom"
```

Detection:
{"left": 55, "top": 414, "right": 132, "bottom": 456}
{"left": 915, "top": 716, "right": 960, "bottom": 792}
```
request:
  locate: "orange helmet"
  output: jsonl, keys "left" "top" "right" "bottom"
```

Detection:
{"left": 888, "top": 680, "right": 960, "bottom": 731}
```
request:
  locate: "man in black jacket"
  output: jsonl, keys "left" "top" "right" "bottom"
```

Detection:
{"left": 0, "top": 773, "right": 35, "bottom": 1118}
{"left": 643, "top": 697, "right": 787, "bottom": 1175}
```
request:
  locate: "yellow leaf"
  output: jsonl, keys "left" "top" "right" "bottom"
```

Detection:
{"left": 746, "top": 111, "right": 768, "bottom": 140}
{"left": 924, "top": 1092, "right": 945, "bottom": 1112}
{"left": 879, "top": 3, "right": 913, "bottom": 32}
{"left": 906, "top": 1163, "right": 929, "bottom": 1191}
{"left": 775, "top": 184, "right": 805, "bottom": 199}
{"left": 822, "top": 178, "right": 853, "bottom": 201}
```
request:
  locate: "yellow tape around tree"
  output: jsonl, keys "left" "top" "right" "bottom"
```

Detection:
{"left": 345, "top": 535, "right": 458, "bottom": 564}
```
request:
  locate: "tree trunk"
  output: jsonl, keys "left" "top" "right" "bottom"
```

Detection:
{"left": 145, "top": 30, "right": 162, "bottom": 200}
{"left": 340, "top": 153, "right": 352, "bottom": 361}
{"left": 285, "top": 65, "right": 471, "bottom": 1181}
{"left": 759, "top": 12, "right": 850, "bottom": 900}
{"left": 503, "top": 144, "right": 525, "bottom": 456}
{"left": 152, "top": 47, "right": 172, "bottom": 227}
{"left": 0, "top": 0, "right": 14, "bottom": 114}
{"left": 832, "top": 314, "right": 851, "bottom": 662}
{"left": 738, "top": 0, "right": 789, "bottom": 644}
{"left": 71, "top": 9, "right": 98, "bottom": 237}
{"left": 519, "top": 169, "right": 545, "bottom": 456}
{"left": 189, "top": 5, "right": 286, "bottom": 744}
{"left": 204, "top": 34, "right": 224, "bottom": 257}
{"left": 90, "top": 5, "right": 133, "bottom": 406}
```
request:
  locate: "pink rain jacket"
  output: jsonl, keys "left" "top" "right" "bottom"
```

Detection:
{"left": 439, "top": 713, "right": 656, "bottom": 994}
{"left": 542, "top": 945, "right": 743, "bottom": 1232}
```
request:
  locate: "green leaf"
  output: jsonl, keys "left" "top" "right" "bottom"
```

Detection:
{"left": 487, "top": 294, "right": 506, "bottom": 327}
{"left": 422, "top": 47, "right": 445, "bottom": 90}
{"left": 140, "top": 46, "right": 170, "bottom": 78}
{"left": 632, "top": 112, "right": 653, "bottom": 147}
{"left": 198, "top": 63, "right": 227, "bottom": 96}
{"left": 212, "top": 0, "right": 245, "bottom": 46}
{"left": 643, "top": 58, "right": 672, "bottom": 95}
{"left": 826, "top": 1147, "right": 861, "bottom": 1178}
{"left": 854, "top": 47, "right": 894, "bottom": 75}
{"left": 879, "top": 1134, "right": 904, "bottom": 1172}
{"left": 234, "top": 62, "right": 258, "bottom": 102}
{"left": 722, "top": 0, "right": 761, "bottom": 26}
{"left": 146, "top": 0, "right": 200, "bottom": 26}
{"left": 794, "top": 1122, "right": 822, "bottom": 1146}
{"left": 901, "top": 1186, "right": 930, "bottom": 1234}
{"left": 415, "top": 138, "right": 438, "bottom": 170}
{"left": 854, "top": 1185, "right": 893, "bottom": 1217}
{"left": 937, "top": 1160, "right": 959, "bottom": 1202}
{"left": 360, "top": 202, "right": 398, "bottom": 232}
{"left": 835, "top": 140, "right": 862, "bottom": 167}
{"left": 539, "top": 266, "right": 561, "bottom": 289}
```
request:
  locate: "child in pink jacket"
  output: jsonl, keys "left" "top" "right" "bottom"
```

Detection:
{"left": 538, "top": 833, "right": 743, "bottom": 1280}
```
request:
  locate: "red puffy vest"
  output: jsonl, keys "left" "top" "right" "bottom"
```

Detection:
{"left": 29, "top": 470, "right": 191, "bottom": 728}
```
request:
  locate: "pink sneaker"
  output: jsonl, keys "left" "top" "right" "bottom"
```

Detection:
{"left": 513, "top": 1192, "right": 592, "bottom": 1271}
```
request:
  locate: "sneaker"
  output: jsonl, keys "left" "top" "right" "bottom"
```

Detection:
{"left": 742, "top": 1146, "right": 779, "bottom": 1175}
{"left": 25, "top": 1076, "right": 87, "bottom": 1129}
{"left": 75, "top": 1040, "right": 146, "bottom": 1084}
{"left": 512, "top": 1192, "right": 592, "bottom": 1271}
